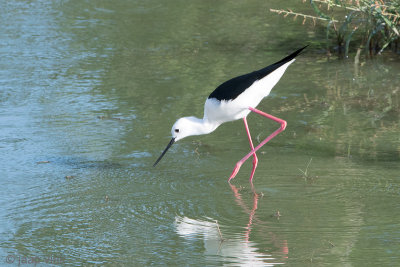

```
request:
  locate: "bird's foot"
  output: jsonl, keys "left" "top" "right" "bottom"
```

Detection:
{"left": 249, "top": 155, "right": 258, "bottom": 182}
{"left": 249, "top": 167, "right": 256, "bottom": 182}
{"left": 228, "top": 162, "right": 242, "bottom": 182}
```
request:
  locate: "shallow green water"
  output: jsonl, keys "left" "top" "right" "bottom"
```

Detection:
{"left": 1, "top": 0, "right": 399, "bottom": 266}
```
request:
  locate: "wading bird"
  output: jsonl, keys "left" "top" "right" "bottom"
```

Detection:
{"left": 154, "top": 46, "right": 307, "bottom": 182}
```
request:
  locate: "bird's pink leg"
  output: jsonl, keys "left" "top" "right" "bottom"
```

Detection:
{"left": 242, "top": 117, "right": 258, "bottom": 181}
{"left": 228, "top": 107, "right": 287, "bottom": 182}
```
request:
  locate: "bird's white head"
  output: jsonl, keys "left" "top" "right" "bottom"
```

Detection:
{"left": 153, "top": 116, "right": 218, "bottom": 167}
{"left": 171, "top": 116, "right": 201, "bottom": 142}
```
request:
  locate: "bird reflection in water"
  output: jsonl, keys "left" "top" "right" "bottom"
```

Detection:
{"left": 229, "top": 183, "right": 289, "bottom": 260}
{"left": 175, "top": 184, "right": 288, "bottom": 266}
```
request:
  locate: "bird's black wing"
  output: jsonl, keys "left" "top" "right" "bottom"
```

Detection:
{"left": 208, "top": 46, "right": 307, "bottom": 101}
{"left": 207, "top": 71, "right": 260, "bottom": 101}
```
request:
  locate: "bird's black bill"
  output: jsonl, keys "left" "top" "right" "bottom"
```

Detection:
{"left": 153, "top": 138, "right": 175, "bottom": 167}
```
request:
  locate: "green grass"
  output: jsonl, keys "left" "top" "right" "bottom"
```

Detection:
{"left": 271, "top": 0, "right": 400, "bottom": 58}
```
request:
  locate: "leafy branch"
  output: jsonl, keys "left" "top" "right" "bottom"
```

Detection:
{"left": 271, "top": 0, "right": 400, "bottom": 57}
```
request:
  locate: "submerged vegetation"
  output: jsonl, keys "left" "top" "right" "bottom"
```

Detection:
{"left": 271, "top": 0, "right": 400, "bottom": 57}
{"left": 281, "top": 61, "right": 400, "bottom": 161}
{"left": 269, "top": 1, "right": 400, "bottom": 161}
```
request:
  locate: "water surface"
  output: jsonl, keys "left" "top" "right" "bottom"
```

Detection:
{"left": 1, "top": 0, "right": 399, "bottom": 266}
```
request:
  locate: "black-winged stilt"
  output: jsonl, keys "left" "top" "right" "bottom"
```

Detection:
{"left": 154, "top": 46, "right": 307, "bottom": 182}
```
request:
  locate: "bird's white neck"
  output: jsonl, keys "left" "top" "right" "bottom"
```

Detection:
{"left": 171, "top": 117, "right": 221, "bottom": 141}
{"left": 172, "top": 116, "right": 221, "bottom": 141}
{"left": 186, "top": 116, "right": 220, "bottom": 136}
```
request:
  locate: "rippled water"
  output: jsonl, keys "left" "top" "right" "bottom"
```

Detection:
{"left": 1, "top": 0, "right": 399, "bottom": 266}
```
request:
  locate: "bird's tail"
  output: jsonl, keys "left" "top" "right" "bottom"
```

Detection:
{"left": 255, "top": 45, "right": 308, "bottom": 80}
{"left": 274, "top": 45, "right": 308, "bottom": 66}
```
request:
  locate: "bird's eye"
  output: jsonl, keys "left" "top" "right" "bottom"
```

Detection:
{"left": 175, "top": 129, "right": 180, "bottom": 133}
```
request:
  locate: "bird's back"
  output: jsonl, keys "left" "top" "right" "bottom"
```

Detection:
{"left": 204, "top": 59, "right": 296, "bottom": 123}
{"left": 208, "top": 46, "right": 307, "bottom": 102}
{"left": 204, "top": 46, "right": 307, "bottom": 123}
